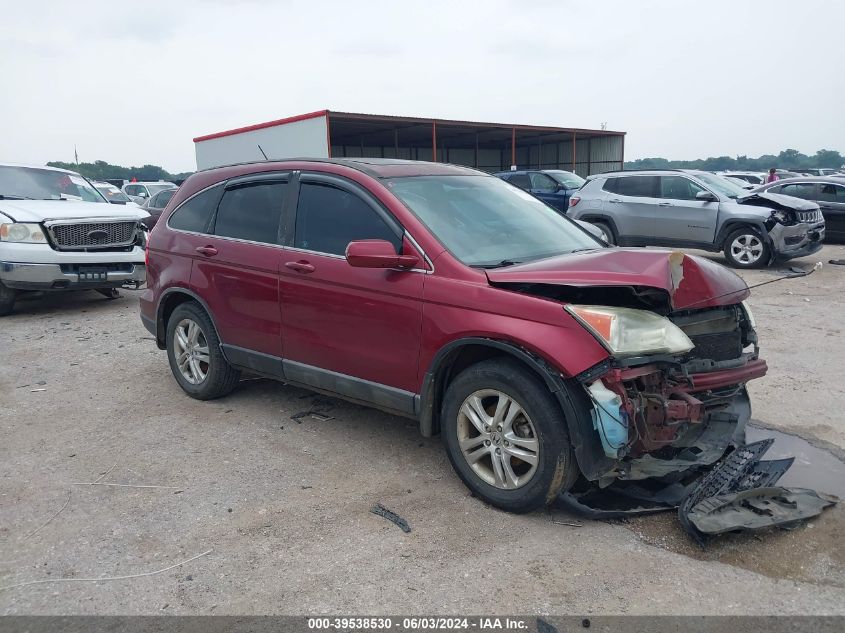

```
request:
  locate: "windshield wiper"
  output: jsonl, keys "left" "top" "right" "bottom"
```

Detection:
{"left": 0, "top": 194, "right": 33, "bottom": 200}
{"left": 473, "top": 259, "right": 523, "bottom": 269}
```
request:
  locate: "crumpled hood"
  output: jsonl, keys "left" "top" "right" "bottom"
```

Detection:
{"left": 737, "top": 190, "right": 819, "bottom": 212}
{"left": 485, "top": 248, "right": 749, "bottom": 310}
{"left": 0, "top": 200, "right": 149, "bottom": 223}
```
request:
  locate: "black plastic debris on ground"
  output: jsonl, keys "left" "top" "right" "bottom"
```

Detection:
{"left": 371, "top": 503, "right": 411, "bottom": 533}
{"left": 678, "top": 439, "right": 836, "bottom": 545}
{"left": 557, "top": 438, "right": 836, "bottom": 544}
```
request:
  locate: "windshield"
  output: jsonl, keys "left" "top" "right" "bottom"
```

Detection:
{"left": 0, "top": 166, "right": 107, "bottom": 202}
{"left": 546, "top": 170, "right": 586, "bottom": 189}
{"left": 695, "top": 172, "right": 748, "bottom": 199}
{"left": 386, "top": 175, "right": 602, "bottom": 267}
{"left": 96, "top": 185, "right": 132, "bottom": 203}
{"left": 147, "top": 184, "right": 175, "bottom": 195}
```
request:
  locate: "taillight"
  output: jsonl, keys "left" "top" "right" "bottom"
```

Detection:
{"left": 569, "top": 196, "right": 581, "bottom": 208}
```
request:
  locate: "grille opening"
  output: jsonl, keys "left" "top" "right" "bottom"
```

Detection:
{"left": 49, "top": 221, "right": 138, "bottom": 249}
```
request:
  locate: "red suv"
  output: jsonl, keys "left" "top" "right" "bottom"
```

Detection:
{"left": 141, "top": 158, "right": 767, "bottom": 513}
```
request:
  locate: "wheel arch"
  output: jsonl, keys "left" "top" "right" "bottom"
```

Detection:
{"left": 419, "top": 338, "right": 571, "bottom": 435}
{"left": 155, "top": 288, "right": 224, "bottom": 352}
{"left": 715, "top": 219, "right": 772, "bottom": 250}
{"left": 573, "top": 214, "right": 619, "bottom": 243}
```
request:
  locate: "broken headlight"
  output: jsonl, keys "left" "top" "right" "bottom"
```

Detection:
{"left": 741, "top": 300, "right": 757, "bottom": 329}
{"left": 0, "top": 222, "right": 47, "bottom": 243}
{"left": 566, "top": 305, "right": 694, "bottom": 357}
{"left": 770, "top": 209, "right": 795, "bottom": 225}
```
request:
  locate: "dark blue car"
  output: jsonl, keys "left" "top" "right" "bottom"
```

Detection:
{"left": 495, "top": 169, "right": 586, "bottom": 213}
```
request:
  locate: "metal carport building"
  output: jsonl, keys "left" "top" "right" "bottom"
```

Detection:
{"left": 193, "top": 110, "right": 625, "bottom": 176}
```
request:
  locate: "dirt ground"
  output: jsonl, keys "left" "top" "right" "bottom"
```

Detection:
{"left": 1, "top": 244, "right": 844, "bottom": 615}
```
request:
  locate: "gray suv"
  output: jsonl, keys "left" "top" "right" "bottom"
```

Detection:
{"left": 569, "top": 169, "right": 825, "bottom": 268}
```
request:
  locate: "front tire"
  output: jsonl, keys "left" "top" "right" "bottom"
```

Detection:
{"left": 441, "top": 359, "right": 578, "bottom": 513}
{"left": 724, "top": 227, "right": 771, "bottom": 268}
{"left": 166, "top": 302, "right": 240, "bottom": 400}
{"left": 0, "top": 280, "right": 16, "bottom": 316}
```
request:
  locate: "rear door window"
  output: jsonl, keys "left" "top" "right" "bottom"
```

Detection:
{"left": 607, "top": 176, "right": 657, "bottom": 197}
{"left": 168, "top": 185, "right": 222, "bottom": 233}
{"left": 819, "top": 183, "right": 845, "bottom": 203}
{"left": 294, "top": 181, "right": 401, "bottom": 256}
{"left": 779, "top": 183, "right": 817, "bottom": 200}
{"left": 213, "top": 180, "right": 286, "bottom": 244}
{"left": 508, "top": 173, "right": 531, "bottom": 189}
{"left": 155, "top": 188, "right": 175, "bottom": 209}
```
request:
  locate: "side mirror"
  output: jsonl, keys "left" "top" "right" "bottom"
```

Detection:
{"left": 346, "top": 239, "right": 419, "bottom": 269}
{"left": 696, "top": 191, "right": 718, "bottom": 202}
{"left": 138, "top": 191, "right": 148, "bottom": 198}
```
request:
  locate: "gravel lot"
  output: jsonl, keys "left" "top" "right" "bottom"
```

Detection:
{"left": 2, "top": 245, "right": 844, "bottom": 615}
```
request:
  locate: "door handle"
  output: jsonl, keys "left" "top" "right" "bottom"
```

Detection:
{"left": 608, "top": 199, "right": 622, "bottom": 203}
{"left": 195, "top": 245, "right": 218, "bottom": 257}
{"left": 657, "top": 202, "right": 673, "bottom": 206}
{"left": 285, "top": 260, "right": 316, "bottom": 274}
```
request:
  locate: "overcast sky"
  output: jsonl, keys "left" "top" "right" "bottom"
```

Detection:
{"left": 1, "top": 0, "right": 841, "bottom": 173}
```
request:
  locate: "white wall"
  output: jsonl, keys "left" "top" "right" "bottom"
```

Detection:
{"left": 194, "top": 115, "right": 329, "bottom": 170}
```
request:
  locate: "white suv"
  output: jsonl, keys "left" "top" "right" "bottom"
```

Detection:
{"left": 122, "top": 181, "right": 176, "bottom": 204}
{"left": 0, "top": 163, "right": 149, "bottom": 315}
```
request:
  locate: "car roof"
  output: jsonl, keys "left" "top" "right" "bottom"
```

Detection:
{"left": 760, "top": 176, "right": 845, "bottom": 185}
{"left": 199, "top": 157, "right": 485, "bottom": 179}
{"left": 127, "top": 181, "right": 176, "bottom": 185}
{"left": 0, "top": 162, "right": 81, "bottom": 175}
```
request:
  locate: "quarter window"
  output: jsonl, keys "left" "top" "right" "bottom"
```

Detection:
{"left": 659, "top": 176, "right": 706, "bottom": 201}
{"left": 213, "top": 181, "right": 286, "bottom": 244}
{"left": 168, "top": 185, "right": 222, "bottom": 233}
{"left": 295, "top": 182, "right": 401, "bottom": 256}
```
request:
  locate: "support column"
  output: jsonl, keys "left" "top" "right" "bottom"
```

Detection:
{"left": 432, "top": 121, "right": 437, "bottom": 162}
{"left": 511, "top": 127, "right": 516, "bottom": 169}
{"left": 571, "top": 131, "right": 577, "bottom": 171}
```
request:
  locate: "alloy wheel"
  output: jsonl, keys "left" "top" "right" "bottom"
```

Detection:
{"left": 456, "top": 389, "right": 539, "bottom": 490}
{"left": 730, "top": 234, "right": 763, "bottom": 265}
{"left": 172, "top": 318, "right": 210, "bottom": 384}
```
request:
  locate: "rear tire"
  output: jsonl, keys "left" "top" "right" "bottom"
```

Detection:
{"left": 0, "top": 281, "right": 16, "bottom": 316}
{"left": 441, "top": 359, "right": 578, "bottom": 513}
{"left": 592, "top": 221, "right": 615, "bottom": 245}
{"left": 166, "top": 302, "right": 240, "bottom": 400}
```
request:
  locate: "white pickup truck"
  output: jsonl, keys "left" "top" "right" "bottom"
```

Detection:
{"left": 0, "top": 163, "right": 149, "bottom": 316}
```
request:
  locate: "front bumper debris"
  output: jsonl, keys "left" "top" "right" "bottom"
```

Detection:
{"left": 558, "top": 438, "right": 837, "bottom": 544}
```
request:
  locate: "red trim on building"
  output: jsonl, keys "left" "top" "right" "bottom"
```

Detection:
{"left": 193, "top": 109, "right": 330, "bottom": 143}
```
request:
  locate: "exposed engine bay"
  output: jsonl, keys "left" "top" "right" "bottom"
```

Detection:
{"left": 488, "top": 253, "right": 835, "bottom": 542}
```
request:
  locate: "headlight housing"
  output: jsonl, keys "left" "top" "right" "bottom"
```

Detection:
{"left": 0, "top": 223, "right": 47, "bottom": 243}
{"left": 741, "top": 299, "right": 757, "bottom": 329}
{"left": 566, "top": 305, "right": 694, "bottom": 357}
{"left": 771, "top": 209, "right": 794, "bottom": 225}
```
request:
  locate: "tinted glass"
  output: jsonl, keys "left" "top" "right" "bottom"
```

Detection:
{"left": 819, "top": 184, "right": 845, "bottom": 202}
{"left": 295, "top": 182, "right": 400, "bottom": 256}
{"left": 509, "top": 173, "right": 531, "bottom": 189}
{"left": 124, "top": 185, "right": 139, "bottom": 196}
{"left": 529, "top": 172, "right": 558, "bottom": 192}
{"left": 155, "top": 188, "right": 175, "bottom": 209}
{"left": 780, "top": 183, "right": 816, "bottom": 200}
{"left": 387, "top": 175, "right": 600, "bottom": 267}
{"left": 612, "top": 176, "right": 656, "bottom": 197}
{"left": 168, "top": 185, "right": 221, "bottom": 233}
{"left": 214, "top": 181, "right": 286, "bottom": 243}
{"left": 659, "top": 176, "right": 706, "bottom": 201}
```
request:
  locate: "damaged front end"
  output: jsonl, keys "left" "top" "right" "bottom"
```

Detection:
{"left": 487, "top": 249, "right": 835, "bottom": 540}
{"left": 738, "top": 190, "right": 826, "bottom": 261}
